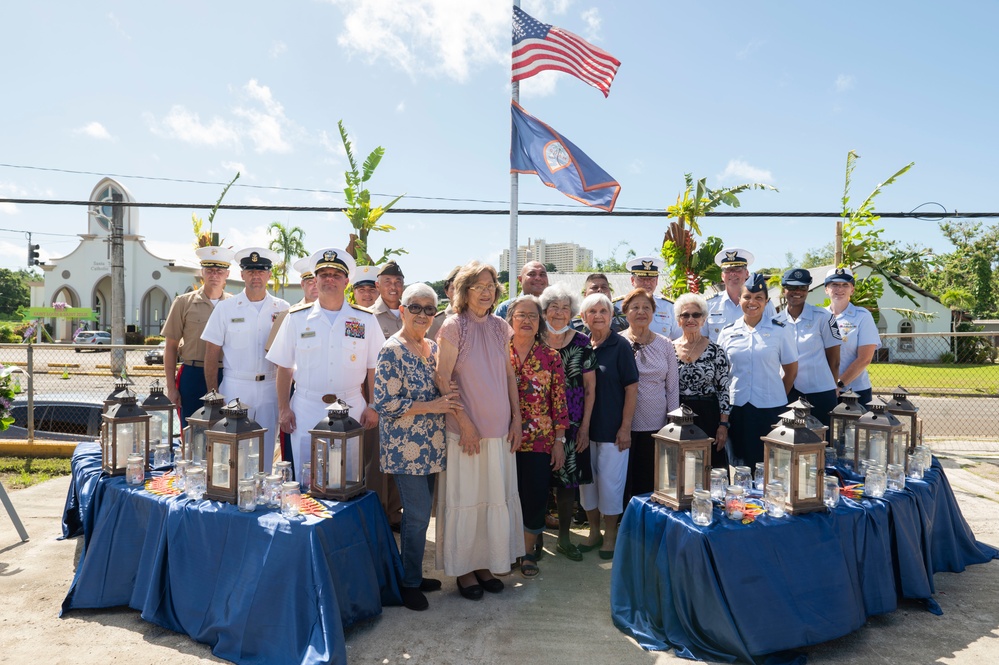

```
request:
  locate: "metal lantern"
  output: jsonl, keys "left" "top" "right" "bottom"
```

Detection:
{"left": 101, "top": 375, "right": 133, "bottom": 445}
{"left": 309, "top": 399, "right": 366, "bottom": 501}
{"left": 205, "top": 399, "right": 266, "bottom": 504}
{"left": 854, "top": 398, "right": 910, "bottom": 470}
{"left": 182, "top": 390, "right": 226, "bottom": 465}
{"left": 787, "top": 397, "right": 829, "bottom": 442}
{"left": 651, "top": 406, "right": 713, "bottom": 510}
{"left": 829, "top": 390, "right": 867, "bottom": 471}
{"left": 885, "top": 386, "right": 920, "bottom": 455}
{"left": 762, "top": 404, "right": 826, "bottom": 514}
{"left": 101, "top": 388, "right": 151, "bottom": 477}
{"left": 141, "top": 379, "right": 178, "bottom": 450}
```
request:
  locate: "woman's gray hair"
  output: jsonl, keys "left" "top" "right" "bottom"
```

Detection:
{"left": 580, "top": 293, "right": 613, "bottom": 317}
{"left": 539, "top": 283, "right": 580, "bottom": 317}
{"left": 673, "top": 292, "right": 708, "bottom": 318}
{"left": 400, "top": 283, "right": 439, "bottom": 307}
{"left": 506, "top": 295, "right": 546, "bottom": 344}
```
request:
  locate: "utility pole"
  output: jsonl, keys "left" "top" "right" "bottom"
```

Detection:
{"left": 110, "top": 192, "right": 126, "bottom": 377}
{"left": 834, "top": 218, "right": 843, "bottom": 267}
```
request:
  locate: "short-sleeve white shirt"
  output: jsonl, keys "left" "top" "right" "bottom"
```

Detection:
{"left": 200, "top": 290, "right": 289, "bottom": 376}
{"left": 775, "top": 303, "right": 842, "bottom": 393}
{"left": 826, "top": 302, "right": 881, "bottom": 392}
{"left": 704, "top": 293, "right": 777, "bottom": 343}
{"left": 718, "top": 316, "right": 798, "bottom": 408}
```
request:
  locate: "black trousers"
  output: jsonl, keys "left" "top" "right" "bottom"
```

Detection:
{"left": 727, "top": 403, "right": 785, "bottom": 469}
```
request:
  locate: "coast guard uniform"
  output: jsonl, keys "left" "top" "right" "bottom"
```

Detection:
{"left": 625, "top": 256, "right": 680, "bottom": 339}
{"left": 705, "top": 293, "right": 777, "bottom": 342}
{"left": 824, "top": 267, "right": 882, "bottom": 407}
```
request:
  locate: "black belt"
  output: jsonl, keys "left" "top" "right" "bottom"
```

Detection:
{"left": 182, "top": 360, "right": 205, "bottom": 367}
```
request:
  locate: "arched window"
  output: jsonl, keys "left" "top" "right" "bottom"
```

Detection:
{"left": 899, "top": 320, "right": 915, "bottom": 351}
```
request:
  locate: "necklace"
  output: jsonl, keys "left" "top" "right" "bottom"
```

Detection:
{"left": 676, "top": 336, "right": 706, "bottom": 363}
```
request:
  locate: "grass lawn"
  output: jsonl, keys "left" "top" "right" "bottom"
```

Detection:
{"left": 868, "top": 363, "right": 999, "bottom": 395}
{"left": 0, "top": 456, "right": 72, "bottom": 490}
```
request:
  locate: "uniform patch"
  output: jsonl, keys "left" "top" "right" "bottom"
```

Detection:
{"left": 344, "top": 319, "right": 365, "bottom": 338}
{"left": 272, "top": 312, "right": 280, "bottom": 322}
{"left": 231, "top": 317, "right": 245, "bottom": 323}
{"left": 301, "top": 330, "right": 316, "bottom": 338}
{"left": 830, "top": 319, "right": 843, "bottom": 341}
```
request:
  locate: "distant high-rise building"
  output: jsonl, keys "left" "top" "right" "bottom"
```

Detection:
{"left": 500, "top": 238, "right": 593, "bottom": 274}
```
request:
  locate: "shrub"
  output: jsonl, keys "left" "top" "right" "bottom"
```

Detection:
{"left": 938, "top": 351, "right": 956, "bottom": 364}
{"left": 145, "top": 335, "right": 165, "bottom": 345}
{"left": 124, "top": 331, "right": 146, "bottom": 345}
{"left": 0, "top": 324, "right": 19, "bottom": 343}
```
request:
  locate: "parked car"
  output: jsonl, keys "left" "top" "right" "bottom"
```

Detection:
{"left": 73, "top": 330, "right": 112, "bottom": 352}
{"left": 145, "top": 341, "right": 166, "bottom": 365}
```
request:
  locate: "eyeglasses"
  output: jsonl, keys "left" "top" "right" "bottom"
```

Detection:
{"left": 512, "top": 312, "right": 539, "bottom": 322}
{"left": 678, "top": 312, "right": 704, "bottom": 320}
{"left": 468, "top": 284, "right": 496, "bottom": 293}
{"left": 405, "top": 304, "right": 437, "bottom": 316}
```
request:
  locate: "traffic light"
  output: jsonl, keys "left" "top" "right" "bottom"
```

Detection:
{"left": 28, "top": 243, "right": 40, "bottom": 266}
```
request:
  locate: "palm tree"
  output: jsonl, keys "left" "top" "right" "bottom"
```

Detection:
{"left": 267, "top": 222, "right": 308, "bottom": 298}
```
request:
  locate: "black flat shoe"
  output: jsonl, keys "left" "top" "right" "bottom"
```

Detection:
{"left": 456, "top": 577, "right": 484, "bottom": 600}
{"left": 419, "top": 578, "right": 443, "bottom": 592}
{"left": 400, "top": 586, "right": 429, "bottom": 611}
{"left": 598, "top": 549, "right": 615, "bottom": 560}
{"left": 556, "top": 539, "right": 583, "bottom": 562}
{"left": 577, "top": 534, "right": 604, "bottom": 553}
{"left": 474, "top": 571, "right": 505, "bottom": 593}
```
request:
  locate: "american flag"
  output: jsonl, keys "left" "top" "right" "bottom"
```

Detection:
{"left": 512, "top": 6, "right": 620, "bottom": 97}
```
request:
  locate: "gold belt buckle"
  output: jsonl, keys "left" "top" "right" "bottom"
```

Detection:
{"left": 321, "top": 393, "right": 338, "bottom": 404}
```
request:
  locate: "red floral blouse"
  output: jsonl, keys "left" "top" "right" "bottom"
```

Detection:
{"left": 510, "top": 341, "right": 570, "bottom": 454}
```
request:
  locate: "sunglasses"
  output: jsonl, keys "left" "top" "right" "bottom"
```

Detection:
{"left": 678, "top": 312, "right": 704, "bottom": 320}
{"left": 405, "top": 304, "right": 437, "bottom": 316}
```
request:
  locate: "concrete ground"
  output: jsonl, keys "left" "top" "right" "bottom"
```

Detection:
{"left": 1, "top": 442, "right": 997, "bottom": 665}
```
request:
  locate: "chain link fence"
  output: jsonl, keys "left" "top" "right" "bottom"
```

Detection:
{"left": 2, "top": 333, "right": 997, "bottom": 443}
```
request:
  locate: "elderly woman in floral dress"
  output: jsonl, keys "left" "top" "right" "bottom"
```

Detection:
{"left": 373, "top": 283, "right": 461, "bottom": 611}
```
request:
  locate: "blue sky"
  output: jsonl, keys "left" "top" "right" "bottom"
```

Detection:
{"left": 2, "top": 1, "right": 997, "bottom": 283}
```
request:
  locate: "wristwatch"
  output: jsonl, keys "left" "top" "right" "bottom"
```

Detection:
{"left": 837, "top": 380, "right": 846, "bottom": 389}
{"left": 717, "top": 422, "right": 730, "bottom": 429}
{"left": 555, "top": 436, "right": 566, "bottom": 443}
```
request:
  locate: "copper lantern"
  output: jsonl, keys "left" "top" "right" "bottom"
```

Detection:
{"left": 762, "top": 404, "right": 826, "bottom": 514}
{"left": 101, "top": 388, "right": 151, "bottom": 477}
{"left": 183, "top": 390, "right": 226, "bottom": 465}
{"left": 854, "top": 398, "right": 909, "bottom": 471}
{"left": 651, "top": 406, "right": 713, "bottom": 510}
{"left": 829, "top": 390, "right": 867, "bottom": 472}
{"left": 205, "top": 399, "right": 266, "bottom": 504}
{"left": 309, "top": 399, "right": 366, "bottom": 501}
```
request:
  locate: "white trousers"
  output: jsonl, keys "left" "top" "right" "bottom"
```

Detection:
{"left": 219, "top": 376, "right": 278, "bottom": 473}
{"left": 290, "top": 389, "right": 365, "bottom": 484}
{"left": 579, "top": 441, "right": 630, "bottom": 516}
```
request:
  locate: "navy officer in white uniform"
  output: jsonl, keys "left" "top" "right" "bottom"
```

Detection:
{"left": 266, "top": 248, "right": 382, "bottom": 481}
{"left": 775, "top": 267, "right": 842, "bottom": 435}
{"left": 717, "top": 273, "right": 798, "bottom": 469}
{"left": 201, "top": 247, "right": 290, "bottom": 471}
{"left": 620, "top": 256, "right": 680, "bottom": 339}
{"left": 704, "top": 248, "right": 776, "bottom": 342}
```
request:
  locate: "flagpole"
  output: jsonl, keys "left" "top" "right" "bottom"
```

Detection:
{"left": 509, "top": 0, "right": 521, "bottom": 298}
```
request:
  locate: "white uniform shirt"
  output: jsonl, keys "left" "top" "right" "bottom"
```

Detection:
{"left": 266, "top": 301, "right": 383, "bottom": 404}
{"left": 201, "top": 291, "right": 289, "bottom": 378}
{"left": 718, "top": 317, "right": 798, "bottom": 408}
{"left": 775, "top": 304, "right": 842, "bottom": 394}
{"left": 652, "top": 296, "right": 681, "bottom": 340}
{"left": 704, "top": 293, "right": 777, "bottom": 343}
{"left": 826, "top": 302, "right": 881, "bottom": 392}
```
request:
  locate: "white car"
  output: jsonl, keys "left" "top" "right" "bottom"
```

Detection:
{"left": 73, "top": 330, "right": 112, "bottom": 352}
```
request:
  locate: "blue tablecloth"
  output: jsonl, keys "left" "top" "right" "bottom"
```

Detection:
{"left": 61, "top": 442, "right": 404, "bottom": 665}
{"left": 611, "top": 459, "right": 997, "bottom": 664}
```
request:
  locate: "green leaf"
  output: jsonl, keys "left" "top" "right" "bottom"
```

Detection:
{"left": 361, "top": 147, "right": 385, "bottom": 183}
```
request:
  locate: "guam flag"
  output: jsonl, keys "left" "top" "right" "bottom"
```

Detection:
{"left": 510, "top": 101, "right": 620, "bottom": 212}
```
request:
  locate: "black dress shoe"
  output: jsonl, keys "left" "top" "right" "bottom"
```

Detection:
{"left": 419, "top": 578, "right": 443, "bottom": 592}
{"left": 456, "top": 577, "right": 484, "bottom": 600}
{"left": 474, "top": 571, "right": 505, "bottom": 593}
{"left": 400, "top": 586, "right": 429, "bottom": 611}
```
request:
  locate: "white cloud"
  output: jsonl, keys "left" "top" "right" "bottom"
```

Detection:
{"left": 107, "top": 12, "right": 131, "bottom": 41}
{"left": 269, "top": 40, "right": 287, "bottom": 58}
{"left": 224, "top": 224, "right": 274, "bottom": 250}
{"left": 518, "top": 70, "right": 560, "bottom": 98}
{"left": 835, "top": 74, "right": 855, "bottom": 92}
{"left": 395, "top": 101, "right": 405, "bottom": 113}
{"left": 146, "top": 106, "right": 240, "bottom": 148}
{"left": 74, "top": 121, "right": 114, "bottom": 141}
{"left": 628, "top": 160, "right": 644, "bottom": 175}
{"left": 580, "top": 8, "right": 602, "bottom": 42}
{"left": 329, "top": 0, "right": 509, "bottom": 81}
{"left": 0, "top": 182, "right": 24, "bottom": 214}
{"left": 0, "top": 202, "right": 16, "bottom": 215}
{"left": 233, "top": 79, "right": 293, "bottom": 153}
{"left": 737, "top": 39, "right": 765, "bottom": 60}
{"left": 717, "top": 159, "right": 775, "bottom": 185}
{"left": 220, "top": 161, "right": 246, "bottom": 175}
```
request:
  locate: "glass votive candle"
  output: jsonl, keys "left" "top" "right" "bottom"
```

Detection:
{"left": 907, "top": 453, "right": 924, "bottom": 480}
{"left": 153, "top": 443, "right": 172, "bottom": 468}
{"left": 275, "top": 461, "right": 293, "bottom": 484}
{"left": 281, "top": 481, "right": 301, "bottom": 518}
{"left": 913, "top": 445, "right": 932, "bottom": 471}
{"left": 733, "top": 466, "right": 752, "bottom": 492}
{"left": 753, "top": 462, "right": 765, "bottom": 491}
{"left": 865, "top": 466, "right": 887, "bottom": 498}
{"left": 174, "top": 459, "right": 192, "bottom": 491}
{"left": 765, "top": 482, "right": 786, "bottom": 518}
{"left": 823, "top": 476, "right": 840, "bottom": 509}
{"left": 825, "top": 446, "right": 837, "bottom": 467}
{"left": 709, "top": 468, "right": 728, "bottom": 501}
{"left": 691, "top": 489, "right": 713, "bottom": 526}
{"left": 237, "top": 478, "right": 256, "bottom": 512}
{"left": 125, "top": 454, "right": 145, "bottom": 486}
{"left": 254, "top": 471, "right": 268, "bottom": 505}
{"left": 301, "top": 462, "right": 312, "bottom": 492}
{"left": 186, "top": 466, "right": 206, "bottom": 500}
{"left": 725, "top": 485, "right": 746, "bottom": 520}
{"left": 887, "top": 463, "right": 906, "bottom": 491}
{"left": 264, "top": 474, "right": 283, "bottom": 508}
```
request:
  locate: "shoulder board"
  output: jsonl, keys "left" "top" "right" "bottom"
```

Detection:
{"left": 722, "top": 321, "right": 736, "bottom": 330}
{"left": 654, "top": 295, "right": 673, "bottom": 304}
{"left": 771, "top": 318, "right": 786, "bottom": 327}
{"left": 288, "top": 301, "right": 312, "bottom": 314}
{"left": 348, "top": 303, "right": 373, "bottom": 314}
{"left": 434, "top": 310, "right": 446, "bottom": 318}
{"left": 611, "top": 295, "right": 625, "bottom": 303}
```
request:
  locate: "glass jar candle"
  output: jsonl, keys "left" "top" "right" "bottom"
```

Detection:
{"left": 301, "top": 462, "right": 312, "bottom": 492}
{"left": 709, "top": 468, "right": 728, "bottom": 502}
{"left": 865, "top": 466, "right": 887, "bottom": 498}
{"left": 765, "top": 482, "right": 786, "bottom": 518}
{"left": 824, "top": 446, "right": 837, "bottom": 468}
{"left": 125, "top": 454, "right": 145, "bottom": 486}
{"left": 281, "top": 481, "right": 301, "bottom": 518}
{"left": 823, "top": 476, "right": 840, "bottom": 509}
{"left": 254, "top": 471, "right": 268, "bottom": 505}
{"left": 274, "top": 461, "right": 293, "bottom": 484}
{"left": 153, "top": 443, "right": 172, "bottom": 468}
{"left": 186, "top": 466, "right": 206, "bottom": 500}
{"left": 753, "top": 462, "right": 765, "bottom": 491}
{"left": 690, "top": 489, "right": 713, "bottom": 526}
{"left": 264, "top": 474, "right": 283, "bottom": 508}
{"left": 725, "top": 485, "right": 746, "bottom": 520}
{"left": 913, "top": 445, "right": 931, "bottom": 471}
{"left": 237, "top": 478, "right": 256, "bottom": 512}
{"left": 907, "top": 453, "right": 924, "bottom": 480}
{"left": 174, "top": 459, "right": 191, "bottom": 491}
{"left": 886, "top": 463, "right": 906, "bottom": 491}
{"left": 733, "top": 466, "right": 752, "bottom": 492}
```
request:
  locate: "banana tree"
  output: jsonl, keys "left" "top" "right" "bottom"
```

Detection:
{"left": 338, "top": 121, "right": 405, "bottom": 266}
{"left": 661, "top": 173, "right": 776, "bottom": 297}
{"left": 192, "top": 172, "right": 239, "bottom": 248}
